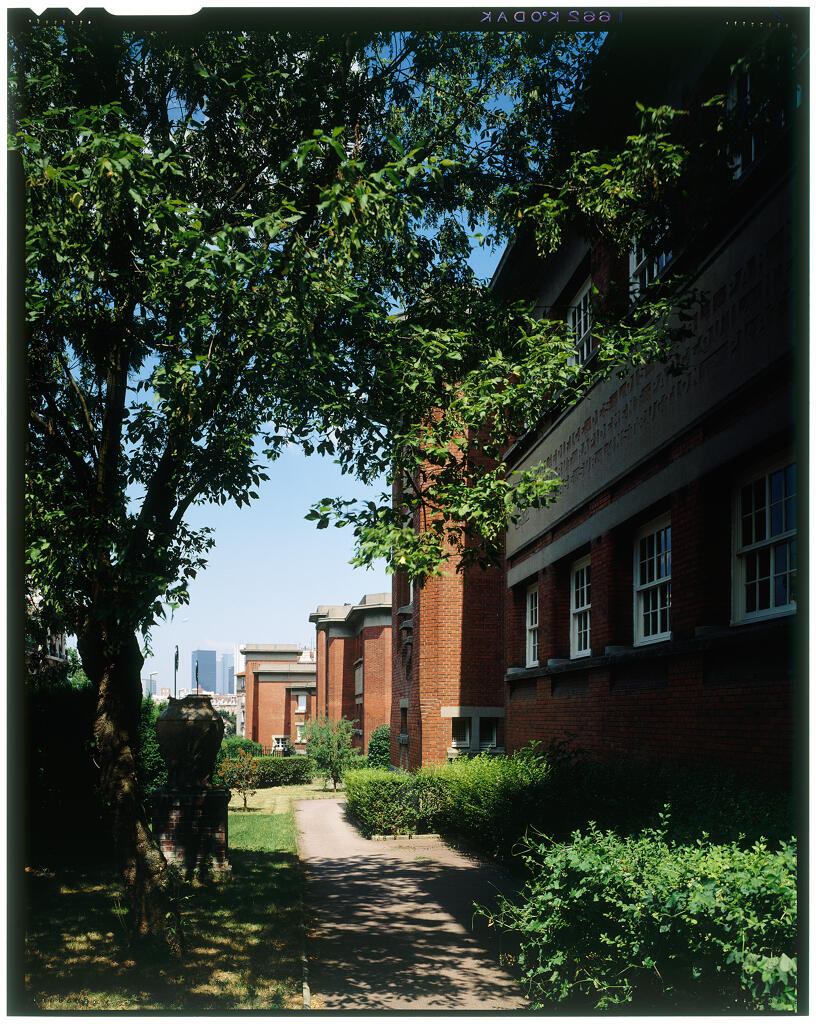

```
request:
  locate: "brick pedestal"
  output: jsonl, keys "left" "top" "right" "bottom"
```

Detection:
{"left": 152, "top": 788, "right": 231, "bottom": 880}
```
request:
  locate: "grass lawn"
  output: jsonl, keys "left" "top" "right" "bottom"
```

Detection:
{"left": 22, "top": 780, "right": 338, "bottom": 1011}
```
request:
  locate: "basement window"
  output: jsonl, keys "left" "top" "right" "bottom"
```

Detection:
{"left": 478, "top": 717, "right": 498, "bottom": 751}
{"left": 451, "top": 717, "right": 471, "bottom": 749}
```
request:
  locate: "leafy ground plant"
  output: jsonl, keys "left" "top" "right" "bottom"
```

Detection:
{"left": 21, "top": 782, "right": 333, "bottom": 1011}
{"left": 481, "top": 820, "right": 797, "bottom": 1013}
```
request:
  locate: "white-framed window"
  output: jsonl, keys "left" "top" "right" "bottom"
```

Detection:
{"left": 526, "top": 584, "right": 539, "bottom": 667}
{"left": 451, "top": 716, "right": 471, "bottom": 749}
{"left": 570, "top": 556, "right": 591, "bottom": 658}
{"left": 734, "top": 462, "right": 797, "bottom": 622}
{"left": 629, "top": 240, "right": 672, "bottom": 299}
{"left": 479, "top": 717, "right": 498, "bottom": 751}
{"left": 727, "top": 67, "right": 756, "bottom": 180}
{"left": 296, "top": 694, "right": 307, "bottom": 713}
{"left": 569, "top": 279, "right": 595, "bottom": 364}
{"left": 634, "top": 516, "right": 671, "bottom": 645}
{"left": 354, "top": 661, "right": 364, "bottom": 695}
{"left": 296, "top": 724, "right": 305, "bottom": 743}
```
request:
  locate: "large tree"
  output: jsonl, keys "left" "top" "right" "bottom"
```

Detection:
{"left": 14, "top": 13, "right": 796, "bottom": 951}
{"left": 13, "top": 18, "right": 599, "bottom": 951}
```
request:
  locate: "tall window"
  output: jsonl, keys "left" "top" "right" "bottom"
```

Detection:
{"left": 735, "top": 462, "right": 797, "bottom": 621}
{"left": 570, "top": 556, "right": 591, "bottom": 658}
{"left": 526, "top": 584, "right": 539, "bottom": 666}
{"left": 634, "top": 517, "right": 671, "bottom": 644}
{"left": 569, "top": 280, "right": 595, "bottom": 364}
{"left": 629, "top": 240, "right": 672, "bottom": 298}
{"left": 296, "top": 694, "right": 307, "bottom": 713}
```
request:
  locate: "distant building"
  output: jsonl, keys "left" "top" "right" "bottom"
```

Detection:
{"left": 217, "top": 652, "right": 235, "bottom": 694}
{"left": 235, "top": 671, "right": 246, "bottom": 736}
{"left": 191, "top": 649, "right": 217, "bottom": 692}
{"left": 309, "top": 593, "right": 392, "bottom": 755}
{"left": 240, "top": 644, "right": 317, "bottom": 752}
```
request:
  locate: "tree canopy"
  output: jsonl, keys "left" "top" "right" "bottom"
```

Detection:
{"left": 14, "top": 11, "right": 801, "bottom": 949}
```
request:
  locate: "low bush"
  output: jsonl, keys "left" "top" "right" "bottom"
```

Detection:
{"left": 536, "top": 750, "right": 794, "bottom": 847}
{"left": 344, "top": 745, "right": 550, "bottom": 850}
{"left": 213, "top": 736, "right": 263, "bottom": 786}
{"left": 220, "top": 749, "right": 262, "bottom": 811}
{"left": 484, "top": 821, "right": 797, "bottom": 1012}
{"left": 426, "top": 745, "right": 552, "bottom": 857}
{"left": 344, "top": 769, "right": 442, "bottom": 836}
{"left": 254, "top": 756, "right": 315, "bottom": 787}
{"left": 366, "top": 725, "right": 391, "bottom": 768}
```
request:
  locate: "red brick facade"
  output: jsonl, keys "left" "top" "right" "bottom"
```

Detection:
{"left": 240, "top": 644, "right": 317, "bottom": 753}
{"left": 391, "top": 544, "right": 507, "bottom": 770}
{"left": 309, "top": 595, "right": 393, "bottom": 753}
{"left": 387, "top": 30, "right": 800, "bottom": 785}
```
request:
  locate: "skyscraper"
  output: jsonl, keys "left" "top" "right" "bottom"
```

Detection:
{"left": 218, "top": 652, "right": 235, "bottom": 694}
{"left": 191, "top": 649, "right": 216, "bottom": 692}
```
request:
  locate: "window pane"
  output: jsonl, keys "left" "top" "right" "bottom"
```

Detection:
{"left": 774, "top": 575, "right": 788, "bottom": 607}
{"left": 758, "top": 547, "right": 770, "bottom": 579}
{"left": 770, "top": 469, "right": 783, "bottom": 503}
{"left": 741, "top": 512, "right": 753, "bottom": 547}
{"left": 785, "top": 497, "right": 796, "bottom": 532}
{"left": 745, "top": 580, "right": 756, "bottom": 612}
{"left": 785, "top": 463, "right": 796, "bottom": 497}
{"left": 479, "top": 717, "right": 497, "bottom": 746}
{"left": 757, "top": 578, "right": 770, "bottom": 609}
{"left": 452, "top": 717, "right": 470, "bottom": 745}
{"left": 754, "top": 509, "right": 766, "bottom": 542}
{"left": 770, "top": 501, "right": 783, "bottom": 537}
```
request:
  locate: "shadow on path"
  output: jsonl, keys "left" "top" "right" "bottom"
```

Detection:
{"left": 296, "top": 798, "right": 527, "bottom": 1012}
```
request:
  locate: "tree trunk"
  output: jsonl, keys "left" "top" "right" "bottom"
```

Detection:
{"left": 79, "top": 627, "right": 183, "bottom": 958}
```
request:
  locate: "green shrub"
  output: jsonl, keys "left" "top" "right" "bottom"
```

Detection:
{"left": 484, "top": 822, "right": 797, "bottom": 1012}
{"left": 221, "top": 749, "right": 262, "bottom": 810}
{"left": 345, "top": 747, "right": 550, "bottom": 849}
{"left": 304, "top": 716, "right": 360, "bottom": 790}
{"left": 213, "top": 736, "right": 262, "bottom": 786}
{"left": 536, "top": 753, "right": 794, "bottom": 847}
{"left": 366, "top": 724, "right": 391, "bottom": 768}
{"left": 424, "top": 745, "right": 551, "bottom": 857}
{"left": 344, "top": 769, "right": 442, "bottom": 836}
{"left": 254, "top": 756, "right": 315, "bottom": 787}
{"left": 136, "top": 695, "right": 167, "bottom": 801}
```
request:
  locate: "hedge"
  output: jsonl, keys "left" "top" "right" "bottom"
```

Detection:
{"left": 343, "top": 745, "right": 793, "bottom": 857}
{"left": 344, "top": 746, "right": 550, "bottom": 851}
{"left": 484, "top": 822, "right": 797, "bottom": 1012}
{"left": 344, "top": 769, "right": 443, "bottom": 836}
{"left": 254, "top": 756, "right": 315, "bottom": 787}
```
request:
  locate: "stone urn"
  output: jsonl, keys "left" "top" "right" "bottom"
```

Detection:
{"left": 156, "top": 694, "right": 225, "bottom": 790}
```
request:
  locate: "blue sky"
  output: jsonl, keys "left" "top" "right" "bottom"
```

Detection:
{"left": 140, "top": 239, "right": 505, "bottom": 694}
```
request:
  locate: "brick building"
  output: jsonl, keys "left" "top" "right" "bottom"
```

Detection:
{"left": 309, "top": 594, "right": 392, "bottom": 753}
{"left": 389, "top": 25, "right": 804, "bottom": 783}
{"left": 240, "top": 644, "right": 317, "bottom": 752}
{"left": 392, "top": 558, "right": 506, "bottom": 770}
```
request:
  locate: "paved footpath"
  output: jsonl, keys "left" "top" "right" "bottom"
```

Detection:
{"left": 294, "top": 797, "right": 528, "bottom": 1012}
